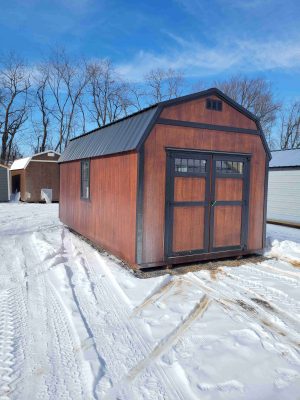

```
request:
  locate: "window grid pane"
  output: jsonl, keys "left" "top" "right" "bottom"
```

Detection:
{"left": 175, "top": 158, "right": 206, "bottom": 173}
{"left": 216, "top": 160, "right": 243, "bottom": 175}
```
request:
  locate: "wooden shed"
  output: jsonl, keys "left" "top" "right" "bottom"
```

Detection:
{"left": 0, "top": 163, "right": 10, "bottom": 202}
{"left": 10, "top": 150, "right": 60, "bottom": 202}
{"left": 267, "top": 149, "right": 300, "bottom": 227}
{"left": 59, "top": 88, "right": 270, "bottom": 269}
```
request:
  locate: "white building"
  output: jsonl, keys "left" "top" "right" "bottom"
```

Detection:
{"left": 267, "top": 149, "right": 300, "bottom": 227}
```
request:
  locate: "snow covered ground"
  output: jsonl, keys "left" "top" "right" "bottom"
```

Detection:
{"left": 0, "top": 203, "right": 300, "bottom": 400}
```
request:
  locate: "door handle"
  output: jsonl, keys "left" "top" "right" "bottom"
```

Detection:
{"left": 210, "top": 200, "right": 217, "bottom": 207}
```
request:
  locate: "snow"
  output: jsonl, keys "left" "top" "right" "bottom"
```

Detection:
{"left": 10, "top": 157, "right": 31, "bottom": 170}
{"left": 0, "top": 203, "right": 300, "bottom": 399}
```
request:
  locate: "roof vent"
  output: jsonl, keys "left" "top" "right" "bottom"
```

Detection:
{"left": 206, "top": 98, "right": 222, "bottom": 111}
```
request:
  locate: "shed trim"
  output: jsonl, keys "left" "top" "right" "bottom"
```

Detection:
{"left": 157, "top": 118, "right": 260, "bottom": 135}
{"left": 136, "top": 146, "right": 145, "bottom": 264}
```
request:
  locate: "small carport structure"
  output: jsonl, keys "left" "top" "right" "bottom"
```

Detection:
{"left": 0, "top": 163, "right": 10, "bottom": 202}
{"left": 267, "top": 149, "right": 300, "bottom": 227}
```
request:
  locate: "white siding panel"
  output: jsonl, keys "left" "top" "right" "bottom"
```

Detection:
{"left": 267, "top": 170, "right": 300, "bottom": 225}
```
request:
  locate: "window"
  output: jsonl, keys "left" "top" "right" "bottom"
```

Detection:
{"left": 81, "top": 159, "right": 90, "bottom": 199}
{"left": 175, "top": 158, "right": 206, "bottom": 174}
{"left": 206, "top": 98, "right": 222, "bottom": 111}
{"left": 216, "top": 160, "right": 243, "bottom": 175}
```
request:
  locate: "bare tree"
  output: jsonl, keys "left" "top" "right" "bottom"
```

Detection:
{"left": 31, "top": 65, "right": 52, "bottom": 152}
{"left": 87, "top": 59, "right": 132, "bottom": 127}
{"left": 0, "top": 53, "right": 30, "bottom": 163}
{"left": 45, "top": 49, "right": 90, "bottom": 152}
{"left": 128, "top": 84, "right": 147, "bottom": 111}
{"left": 279, "top": 101, "right": 300, "bottom": 149}
{"left": 144, "top": 68, "right": 185, "bottom": 103}
{"left": 214, "top": 75, "right": 281, "bottom": 147}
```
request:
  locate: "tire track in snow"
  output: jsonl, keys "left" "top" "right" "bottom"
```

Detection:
{"left": 0, "top": 286, "right": 27, "bottom": 400}
{"left": 65, "top": 232, "right": 191, "bottom": 400}
{"left": 21, "top": 232, "right": 92, "bottom": 400}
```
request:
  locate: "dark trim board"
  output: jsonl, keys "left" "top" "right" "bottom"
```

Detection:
{"left": 157, "top": 118, "right": 260, "bottom": 135}
{"left": 158, "top": 118, "right": 271, "bottom": 161}
{"left": 137, "top": 106, "right": 163, "bottom": 151}
{"left": 138, "top": 249, "right": 262, "bottom": 270}
{"left": 136, "top": 146, "right": 145, "bottom": 264}
{"left": 263, "top": 158, "right": 269, "bottom": 248}
{"left": 165, "top": 147, "right": 252, "bottom": 157}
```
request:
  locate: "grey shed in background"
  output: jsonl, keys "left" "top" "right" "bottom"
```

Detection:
{"left": 0, "top": 164, "right": 10, "bottom": 202}
{"left": 268, "top": 149, "right": 300, "bottom": 227}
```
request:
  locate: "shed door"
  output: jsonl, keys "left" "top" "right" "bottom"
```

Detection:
{"left": 210, "top": 154, "right": 249, "bottom": 253}
{"left": 165, "top": 151, "right": 249, "bottom": 258}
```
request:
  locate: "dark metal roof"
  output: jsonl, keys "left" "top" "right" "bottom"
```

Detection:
{"left": 270, "top": 149, "right": 300, "bottom": 168}
{"left": 58, "top": 105, "right": 159, "bottom": 163}
{"left": 59, "top": 88, "right": 271, "bottom": 163}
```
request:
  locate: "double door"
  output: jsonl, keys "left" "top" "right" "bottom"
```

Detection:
{"left": 165, "top": 150, "right": 250, "bottom": 258}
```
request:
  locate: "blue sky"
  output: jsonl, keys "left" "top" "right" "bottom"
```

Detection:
{"left": 0, "top": 0, "right": 300, "bottom": 102}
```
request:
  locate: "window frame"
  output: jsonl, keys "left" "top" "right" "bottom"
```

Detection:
{"left": 80, "top": 159, "right": 90, "bottom": 200}
{"left": 206, "top": 98, "right": 223, "bottom": 112}
{"left": 174, "top": 157, "right": 207, "bottom": 175}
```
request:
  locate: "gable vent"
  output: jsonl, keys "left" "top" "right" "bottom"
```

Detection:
{"left": 206, "top": 98, "right": 222, "bottom": 111}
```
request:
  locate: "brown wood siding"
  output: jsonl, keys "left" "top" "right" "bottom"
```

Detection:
{"left": 160, "top": 95, "right": 257, "bottom": 130}
{"left": 173, "top": 206, "right": 205, "bottom": 252}
{"left": 215, "top": 178, "right": 243, "bottom": 201}
{"left": 213, "top": 206, "right": 242, "bottom": 247}
{"left": 25, "top": 161, "right": 60, "bottom": 202}
{"left": 59, "top": 152, "right": 138, "bottom": 265}
{"left": 174, "top": 176, "right": 206, "bottom": 202}
{"left": 142, "top": 124, "right": 267, "bottom": 263}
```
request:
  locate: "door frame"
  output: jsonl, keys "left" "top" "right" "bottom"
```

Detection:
{"left": 165, "top": 149, "right": 211, "bottom": 258}
{"left": 164, "top": 148, "right": 251, "bottom": 259}
{"left": 209, "top": 153, "right": 251, "bottom": 253}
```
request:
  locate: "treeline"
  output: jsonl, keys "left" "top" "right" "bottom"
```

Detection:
{"left": 0, "top": 49, "right": 299, "bottom": 163}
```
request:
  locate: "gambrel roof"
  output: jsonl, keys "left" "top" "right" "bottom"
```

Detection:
{"left": 59, "top": 88, "right": 271, "bottom": 163}
{"left": 10, "top": 150, "right": 61, "bottom": 171}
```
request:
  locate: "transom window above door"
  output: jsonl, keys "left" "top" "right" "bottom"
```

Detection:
{"left": 175, "top": 158, "right": 206, "bottom": 174}
{"left": 216, "top": 160, "right": 243, "bottom": 175}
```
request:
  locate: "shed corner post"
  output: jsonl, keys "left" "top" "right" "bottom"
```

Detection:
{"left": 262, "top": 156, "right": 270, "bottom": 249}
{"left": 135, "top": 146, "right": 145, "bottom": 265}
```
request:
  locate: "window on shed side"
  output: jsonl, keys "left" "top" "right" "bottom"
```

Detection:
{"left": 80, "top": 159, "right": 90, "bottom": 199}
